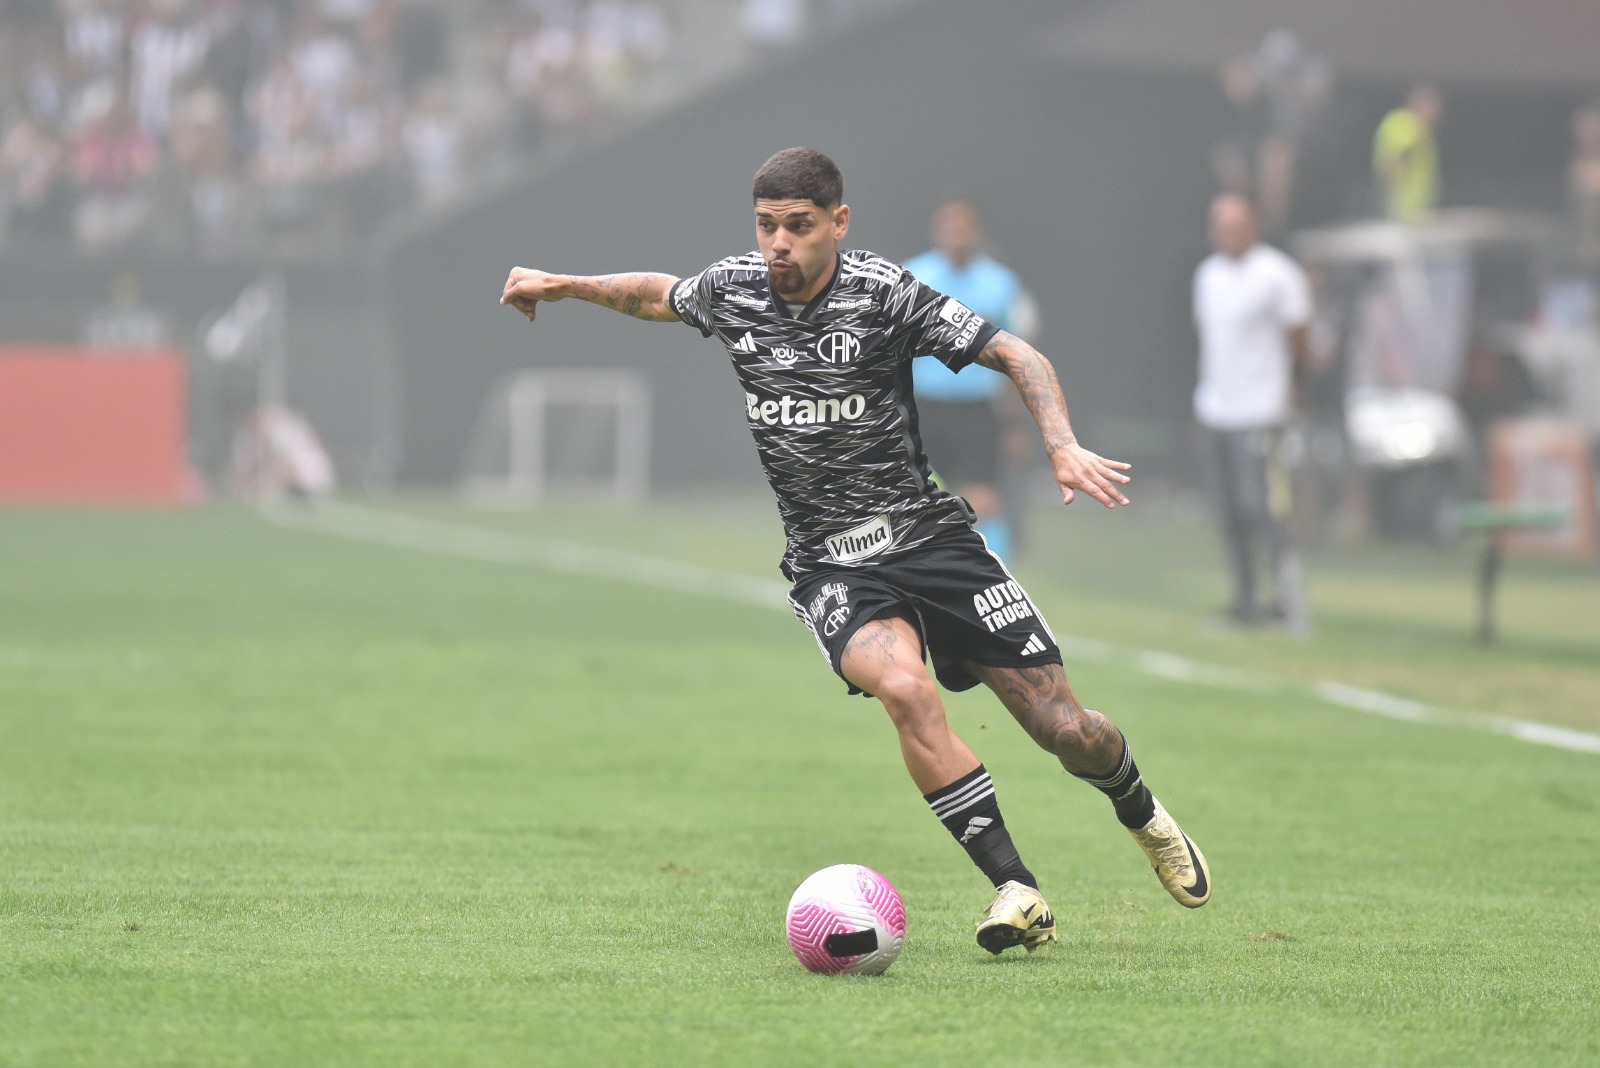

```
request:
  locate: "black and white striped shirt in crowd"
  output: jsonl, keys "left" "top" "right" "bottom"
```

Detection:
{"left": 669, "top": 248, "right": 1001, "bottom": 579}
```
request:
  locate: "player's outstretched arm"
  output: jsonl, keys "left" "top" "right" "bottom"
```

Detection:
{"left": 500, "top": 268, "right": 681, "bottom": 323}
{"left": 975, "top": 330, "right": 1131, "bottom": 508}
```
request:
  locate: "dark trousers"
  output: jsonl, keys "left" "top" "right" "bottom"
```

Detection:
{"left": 1200, "top": 424, "right": 1301, "bottom": 621}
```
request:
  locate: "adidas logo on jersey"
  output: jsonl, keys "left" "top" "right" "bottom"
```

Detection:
{"left": 730, "top": 331, "right": 757, "bottom": 353}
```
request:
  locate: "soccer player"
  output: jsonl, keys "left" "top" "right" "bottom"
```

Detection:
{"left": 501, "top": 148, "right": 1210, "bottom": 954}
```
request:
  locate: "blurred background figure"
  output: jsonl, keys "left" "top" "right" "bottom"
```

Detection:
{"left": 1192, "top": 194, "right": 1312, "bottom": 631}
{"left": 0, "top": 99, "right": 73, "bottom": 248}
{"left": 1209, "top": 30, "right": 1330, "bottom": 238}
{"left": 905, "top": 196, "right": 1039, "bottom": 563}
{"left": 1570, "top": 100, "right": 1600, "bottom": 273}
{"left": 1374, "top": 84, "right": 1443, "bottom": 223}
{"left": 229, "top": 403, "right": 336, "bottom": 504}
{"left": 743, "top": 0, "right": 807, "bottom": 50}
{"left": 83, "top": 270, "right": 170, "bottom": 349}
{"left": 71, "top": 83, "right": 157, "bottom": 253}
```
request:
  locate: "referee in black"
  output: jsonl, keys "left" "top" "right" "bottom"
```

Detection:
{"left": 501, "top": 148, "right": 1210, "bottom": 955}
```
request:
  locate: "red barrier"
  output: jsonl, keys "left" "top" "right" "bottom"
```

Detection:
{"left": 1488, "top": 418, "right": 1597, "bottom": 558}
{"left": 0, "top": 346, "right": 187, "bottom": 504}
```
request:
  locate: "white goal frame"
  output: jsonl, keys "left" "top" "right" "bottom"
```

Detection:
{"left": 460, "top": 369, "right": 651, "bottom": 505}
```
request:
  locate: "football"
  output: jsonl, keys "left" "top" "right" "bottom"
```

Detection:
{"left": 785, "top": 864, "right": 906, "bottom": 975}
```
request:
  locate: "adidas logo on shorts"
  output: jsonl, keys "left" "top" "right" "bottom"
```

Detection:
{"left": 1019, "top": 633, "right": 1048, "bottom": 656}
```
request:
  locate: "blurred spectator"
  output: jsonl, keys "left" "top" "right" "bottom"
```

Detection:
{"left": 229, "top": 403, "right": 337, "bottom": 503}
{"left": 1191, "top": 194, "right": 1313, "bottom": 631}
{"left": 743, "top": 0, "right": 806, "bottom": 49}
{"left": 1374, "top": 84, "right": 1443, "bottom": 223}
{"left": 1569, "top": 100, "right": 1600, "bottom": 269}
{"left": 72, "top": 83, "right": 158, "bottom": 251}
{"left": 129, "top": 0, "right": 212, "bottom": 143}
{"left": 326, "top": 68, "right": 401, "bottom": 230}
{"left": 0, "top": 103, "right": 74, "bottom": 245}
{"left": 289, "top": 11, "right": 358, "bottom": 125}
{"left": 0, "top": 0, "right": 875, "bottom": 260}
{"left": 168, "top": 81, "right": 240, "bottom": 254}
{"left": 84, "top": 270, "right": 170, "bottom": 348}
{"left": 249, "top": 50, "right": 325, "bottom": 236}
{"left": 1249, "top": 29, "right": 1329, "bottom": 236}
{"left": 403, "top": 76, "right": 465, "bottom": 207}
{"left": 62, "top": 0, "right": 130, "bottom": 86}
{"left": 905, "top": 196, "right": 1039, "bottom": 563}
{"left": 1210, "top": 31, "right": 1329, "bottom": 238}
{"left": 1209, "top": 57, "right": 1264, "bottom": 204}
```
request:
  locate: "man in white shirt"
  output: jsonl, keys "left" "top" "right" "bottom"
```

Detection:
{"left": 1192, "top": 193, "right": 1312, "bottom": 629}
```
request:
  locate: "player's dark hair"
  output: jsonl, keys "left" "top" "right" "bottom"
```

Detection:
{"left": 753, "top": 148, "right": 843, "bottom": 208}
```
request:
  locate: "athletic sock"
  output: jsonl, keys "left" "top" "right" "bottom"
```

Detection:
{"left": 1072, "top": 732, "right": 1157, "bottom": 829}
{"left": 923, "top": 765, "right": 1037, "bottom": 889}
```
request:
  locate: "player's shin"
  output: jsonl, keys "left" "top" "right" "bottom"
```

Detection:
{"left": 1071, "top": 729, "right": 1157, "bottom": 829}
{"left": 923, "top": 764, "right": 1037, "bottom": 889}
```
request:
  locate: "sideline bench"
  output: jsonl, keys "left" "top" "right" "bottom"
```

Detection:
{"left": 1456, "top": 503, "right": 1573, "bottom": 643}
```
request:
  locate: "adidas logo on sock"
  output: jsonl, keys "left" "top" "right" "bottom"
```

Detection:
{"left": 730, "top": 331, "right": 757, "bottom": 353}
{"left": 1019, "top": 633, "right": 1048, "bottom": 656}
{"left": 959, "top": 816, "right": 993, "bottom": 843}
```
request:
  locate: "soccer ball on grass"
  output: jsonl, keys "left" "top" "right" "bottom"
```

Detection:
{"left": 785, "top": 863, "right": 906, "bottom": 975}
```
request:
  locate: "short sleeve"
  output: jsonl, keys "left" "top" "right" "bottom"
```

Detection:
{"left": 1277, "top": 257, "right": 1312, "bottom": 328}
{"left": 887, "top": 269, "right": 1000, "bottom": 372}
{"left": 668, "top": 269, "right": 716, "bottom": 337}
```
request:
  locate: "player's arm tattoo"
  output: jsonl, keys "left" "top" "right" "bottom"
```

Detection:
{"left": 974, "top": 330, "right": 1077, "bottom": 457}
{"left": 562, "top": 273, "right": 681, "bottom": 321}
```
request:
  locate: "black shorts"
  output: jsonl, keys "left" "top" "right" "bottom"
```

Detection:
{"left": 917, "top": 398, "right": 1001, "bottom": 487}
{"left": 787, "top": 526, "right": 1062, "bottom": 696}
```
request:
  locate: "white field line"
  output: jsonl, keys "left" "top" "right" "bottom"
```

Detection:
{"left": 264, "top": 502, "right": 1600, "bottom": 757}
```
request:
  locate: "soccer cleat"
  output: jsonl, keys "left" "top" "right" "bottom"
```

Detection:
{"left": 975, "top": 880, "right": 1057, "bottom": 955}
{"left": 1128, "top": 798, "right": 1211, "bottom": 908}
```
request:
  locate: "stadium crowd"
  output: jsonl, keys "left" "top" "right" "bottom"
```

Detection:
{"left": 0, "top": 0, "right": 690, "bottom": 257}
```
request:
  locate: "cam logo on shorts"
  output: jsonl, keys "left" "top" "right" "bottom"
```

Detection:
{"left": 808, "top": 581, "right": 852, "bottom": 637}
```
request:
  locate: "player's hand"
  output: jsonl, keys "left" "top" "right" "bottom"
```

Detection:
{"left": 1049, "top": 442, "right": 1131, "bottom": 508}
{"left": 500, "top": 267, "right": 564, "bottom": 322}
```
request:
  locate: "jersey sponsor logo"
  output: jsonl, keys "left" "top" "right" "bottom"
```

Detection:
{"left": 771, "top": 345, "right": 801, "bottom": 364}
{"left": 817, "top": 330, "right": 862, "bottom": 365}
{"left": 827, "top": 297, "right": 873, "bottom": 310}
{"left": 939, "top": 297, "right": 984, "bottom": 348}
{"left": 939, "top": 297, "right": 974, "bottom": 328}
{"left": 826, "top": 515, "right": 893, "bottom": 563}
{"left": 730, "top": 331, "right": 758, "bottom": 353}
{"left": 725, "top": 291, "right": 769, "bottom": 308}
{"left": 745, "top": 391, "right": 867, "bottom": 426}
{"left": 973, "top": 580, "right": 1036, "bottom": 632}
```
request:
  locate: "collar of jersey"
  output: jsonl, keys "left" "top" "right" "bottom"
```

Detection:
{"left": 768, "top": 252, "right": 844, "bottom": 322}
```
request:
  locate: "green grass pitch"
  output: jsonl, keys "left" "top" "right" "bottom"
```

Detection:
{"left": 2, "top": 497, "right": 1597, "bottom": 1066}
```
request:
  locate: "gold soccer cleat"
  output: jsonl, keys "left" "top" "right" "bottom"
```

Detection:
{"left": 975, "top": 880, "right": 1057, "bottom": 955}
{"left": 1128, "top": 798, "right": 1211, "bottom": 908}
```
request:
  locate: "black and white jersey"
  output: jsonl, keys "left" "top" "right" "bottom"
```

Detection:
{"left": 669, "top": 248, "right": 1001, "bottom": 578}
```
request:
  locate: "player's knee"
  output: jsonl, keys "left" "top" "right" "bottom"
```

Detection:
{"left": 873, "top": 667, "right": 939, "bottom": 722}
